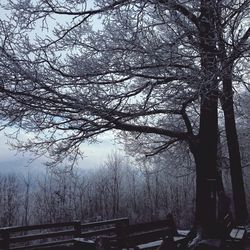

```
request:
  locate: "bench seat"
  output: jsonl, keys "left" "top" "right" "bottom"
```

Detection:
{"left": 137, "top": 240, "right": 162, "bottom": 249}
{"left": 222, "top": 214, "right": 247, "bottom": 250}
{"left": 229, "top": 227, "right": 246, "bottom": 240}
{"left": 136, "top": 233, "right": 186, "bottom": 249}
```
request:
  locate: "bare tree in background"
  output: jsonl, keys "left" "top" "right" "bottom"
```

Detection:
{"left": 104, "top": 152, "right": 124, "bottom": 218}
{"left": 0, "top": 174, "right": 20, "bottom": 226}
{"left": 21, "top": 173, "right": 31, "bottom": 226}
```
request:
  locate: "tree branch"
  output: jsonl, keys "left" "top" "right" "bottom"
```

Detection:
{"left": 38, "top": 0, "right": 129, "bottom": 16}
{"left": 110, "top": 119, "right": 187, "bottom": 139}
{"left": 229, "top": 27, "right": 250, "bottom": 62}
{"left": 181, "top": 97, "right": 196, "bottom": 137}
{"left": 159, "top": 0, "right": 199, "bottom": 27}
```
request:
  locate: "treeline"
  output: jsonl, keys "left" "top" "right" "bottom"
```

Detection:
{"left": 0, "top": 152, "right": 196, "bottom": 229}
{"left": 1, "top": 144, "right": 249, "bottom": 230}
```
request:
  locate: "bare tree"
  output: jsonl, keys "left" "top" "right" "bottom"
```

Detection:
{"left": 105, "top": 151, "right": 128, "bottom": 218}
{"left": 215, "top": 0, "right": 250, "bottom": 224}
{"left": 21, "top": 173, "right": 32, "bottom": 226}
{"left": 0, "top": 174, "right": 20, "bottom": 226}
{"left": 0, "top": 0, "right": 249, "bottom": 234}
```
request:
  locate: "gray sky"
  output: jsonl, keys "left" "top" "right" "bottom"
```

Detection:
{"left": 0, "top": 130, "right": 120, "bottom": 174}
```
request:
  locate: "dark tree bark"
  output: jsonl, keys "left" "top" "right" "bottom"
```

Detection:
{"left": 194, "top": 0, "right": 219, "bottom": 236}
{"left": 221, "top": 72, "right": 248, "bottom": 224}
{"left": 216, "top": 132, "right": 225, "bottom": 193}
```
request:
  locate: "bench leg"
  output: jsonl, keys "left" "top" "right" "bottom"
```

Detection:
{"left": 95, "top": 236, "right": 111, "bottom": 250}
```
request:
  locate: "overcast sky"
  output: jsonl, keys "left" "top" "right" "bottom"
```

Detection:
{"left": 0, "top": 129, "right": 120, "bottom": 174}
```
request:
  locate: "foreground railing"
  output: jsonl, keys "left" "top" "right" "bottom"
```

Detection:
{"left": 0, "top": 218, "right": 129, "bottom": 250}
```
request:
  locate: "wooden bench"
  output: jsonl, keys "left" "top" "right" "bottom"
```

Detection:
{"left": 96, "top": 214, "right": 180, "bottom": 250}
{"left": 222, "top": 213, "right": 246, "bottom": 249}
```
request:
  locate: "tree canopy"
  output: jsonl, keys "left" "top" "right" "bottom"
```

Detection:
{"left": 0, "top": 0, "right": 249, "bottom": 231}
{"left": 0, "top": 1, "right": 209, "bottom": 164}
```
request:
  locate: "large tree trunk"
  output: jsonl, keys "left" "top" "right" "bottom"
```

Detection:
{"left": 216, "top": 0, "right": 248, "bottom": 224}
{"left": 221, "top": 72, "right": 248, "bottom": 224}
{"left": 194, "top": 0, "right": 218, "bottom": 236}
{"left": 194, "top": 95, "right": 218, "bottom": 236}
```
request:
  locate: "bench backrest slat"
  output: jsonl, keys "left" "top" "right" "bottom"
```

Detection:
{"left": 128, "top": 220, "right": 169, "bottom": 233}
